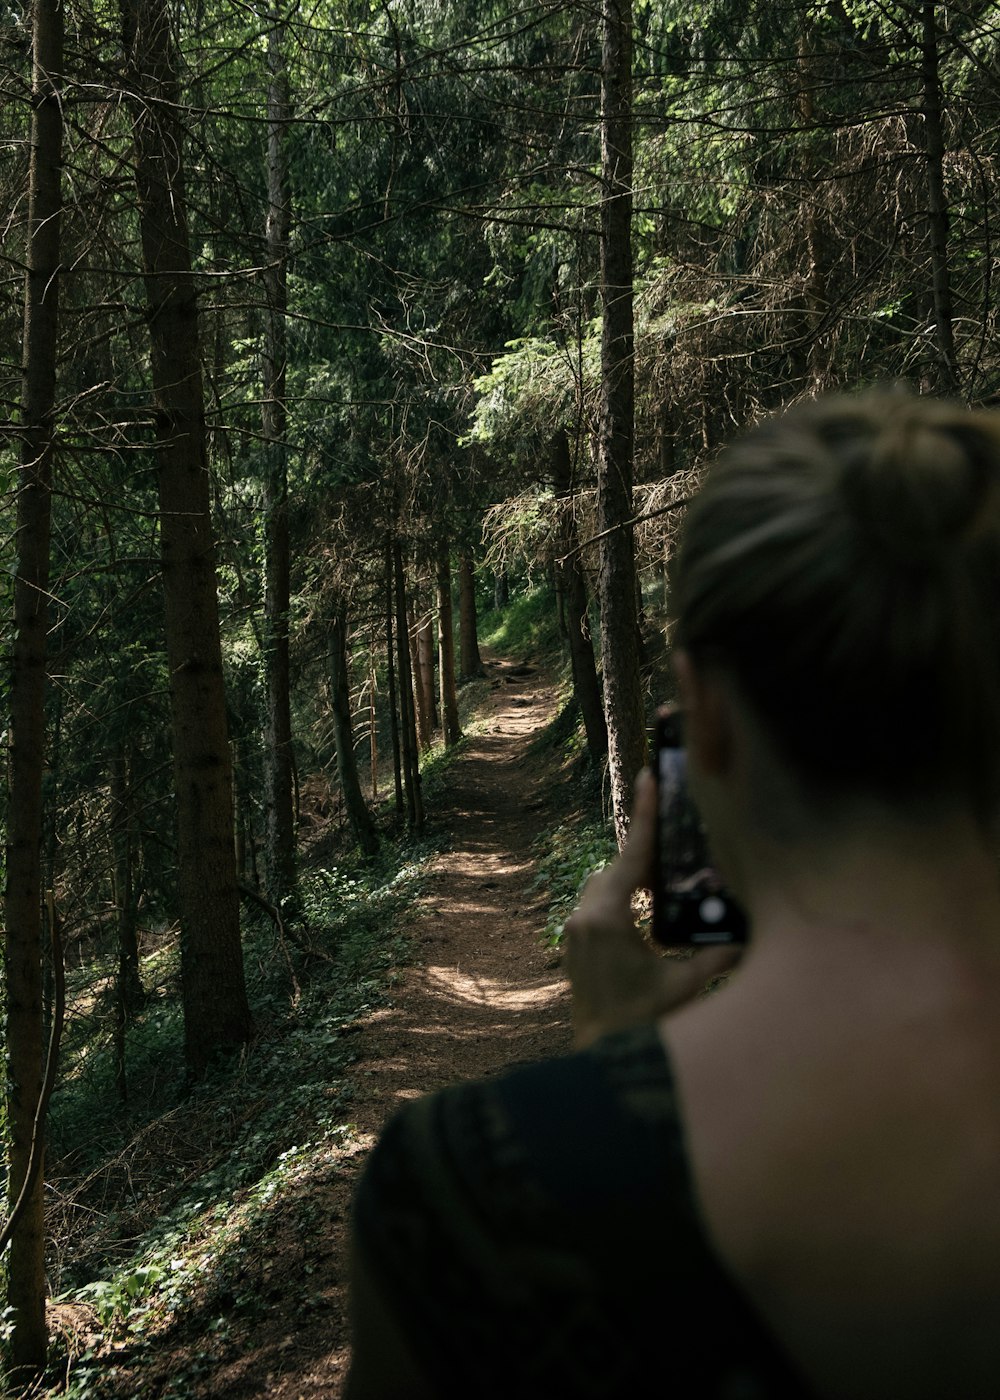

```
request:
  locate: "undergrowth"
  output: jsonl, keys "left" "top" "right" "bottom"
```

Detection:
{"left": 40, "top": 828, "right": 438, "bottom": 1400}
{"left": 531, "top": 821, "right": 618, "bottom": 946}
{"left": 478, "top": 585, "right": 562, "bottom": 662}
{"left": 30, "top": 617, "right": 610, "bottom": 1398}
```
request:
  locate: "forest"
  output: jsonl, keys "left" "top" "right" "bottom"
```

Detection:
{"left": 2, "top": 0, "right": 999, "bottom": 1391}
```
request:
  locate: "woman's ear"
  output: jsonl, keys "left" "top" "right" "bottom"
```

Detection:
{"left": 672, "top": 649, "right": 733, "bottom": 778}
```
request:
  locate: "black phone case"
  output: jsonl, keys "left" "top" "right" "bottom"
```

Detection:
{"left": 651, "top": 713, "right": 748, "bottom": 947}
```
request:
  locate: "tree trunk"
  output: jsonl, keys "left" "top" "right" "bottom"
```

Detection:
{"left": 384, "top": 535, "right": 404, "bottom": 816}
{"left": 111, "top": 751, "right": 145, "bottom": 1019}
{"left": 110, "top": 785, "right": 129, "bottom": 1102}
{"left": 261, "top": 7, "right": 295, "bottom": 901}
{"left": 597, "top": 0, "right": 646, "bottom": 847}
{"left": 369, "top": 661, "right": 378, "bottom": 801}
{"left": 329, "top": 598, "right": 379, "bottom": 858}
{"left": 437, "top": 546, "right": 461, "bottom": 747}
{"left": 458, "top": 553, "right": 484, "bottom": 680}
{"left": 493, "top": 569, "right": 509, "bottom": 609}
{"left": 120, "top": 0, "right": 252, "bottom": 1078}
{"left": 415, "top": 603, "right": 436, "bottom": 747}
{"left": 921, "top": 0, "right": 959, "bottom": 395}
{"left": 551, "top": 432, "right": 607, "bottom": 763}
{"left": 408, "top": 599, "right": 427, "bottom": 747}
{"left": 393, "top": 537, "right": 424, "bottom": 832}
{"left": 4, "top": 0, "right": 63, "bottom": 1373}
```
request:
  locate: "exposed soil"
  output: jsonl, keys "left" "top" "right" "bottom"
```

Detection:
{"left": 98, "top": 656, "right": 573, "bottom": 1399}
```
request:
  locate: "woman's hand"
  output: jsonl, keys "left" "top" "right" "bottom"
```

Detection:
{"left": 564, "top": 769, "right": 741, "bottom": 1049}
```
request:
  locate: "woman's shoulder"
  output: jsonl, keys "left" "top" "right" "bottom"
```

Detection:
{"left": 360, "top": 1022, "right": 688, "bottom": 1222}
{"left": 350, "top": 1025, "right": 813, "bottom": 1398}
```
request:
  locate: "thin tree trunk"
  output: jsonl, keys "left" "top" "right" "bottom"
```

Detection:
{"left": 384, "top": 535, "right": 404, "bottom": 815}
{"left": 120, "top": 0, "right": 252, "bottom": 1077}
{"left": 408, "top": 599, "right": 426, "bottom": 747}
{"left": 494, "top": 569, "right": 509, "bottom": 609}
{"left": 597, "top": 0, "right": 646, "bottom": 846}
{"left": 458, "top": 553, "right": 484, "bottom": 680}
{"left": 4, "top": 0, "right": 63, "bottom": 1373}
{"left": 233, "top": 739, "right": 247, "bottom": 877}
{"left": 555, "top": 567, "right": 568, "bottom": 641}
{"left": 437, "top": 547, "right": 461, "bottom": 747}
{"left": 111, "top": 751, "right": 145, "bottom": 1019}
{"left": 393, "top": 537, "right": 424, "bottom": 832}
{"left": 329, "top": 599, "right": 379, "bottom": 858}
{"left": 415, "top": 603, "right": 436, "bottom": 747}
{"left": 921, "top": 0, "right": 959, "bottom": 395}
{"left": 261, "top": 7, "right": 295, "bottom": 900}
{"left": 551, "top": 432, "right": 607, "bottom": 763}
{"left": 369, "top": 659, "right": 378, "bottom": 801}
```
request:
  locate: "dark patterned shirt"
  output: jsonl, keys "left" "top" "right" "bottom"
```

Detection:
{"left": 350, "top": 1023, "right": 814, "bottom": 1398}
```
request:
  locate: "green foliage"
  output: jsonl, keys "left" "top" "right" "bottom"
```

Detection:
{"left": 466, "top": 333, "right": 598, "bottom": 459}
{"left": 532, "top": 820, "right": 617, "bottom": 947}
{"left": 46, "top": 830, "right": 436, "bottom": 1382}
{"left": 73, "top": 1265, "right": 167, "bottom": 1329}
{"left": 479, "top": 585, "right": 563, "bottom": 662}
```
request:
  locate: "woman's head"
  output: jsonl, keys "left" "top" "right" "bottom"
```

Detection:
{"left": 670, "top": 391, "right": 1000, "bottom": 826}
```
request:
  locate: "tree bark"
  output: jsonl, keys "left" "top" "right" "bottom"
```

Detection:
{"left": 111, "top": 751, "right": 145, "bottom": 1019}
{"left": 384, "top": 535, "right": 404, "bottom": 816}
{"left": 261, "top": 7, "right": 296, "bottom": 901}
{"left": 415, "top": 602, "right": 436, "bottom": 748}
{"left": 393, "top": 537, "right": 424, "bottom": 831}
{"left": 921, "top": 0, "right": 959, "bottom": 395}
{"left": 551, "top": 432, "right": 607, "bottom": 763}
{"left": 120, "top": 0, "right": 252, "bottom": 1077}
{"left": 407, "top": 599, "right": 426, "bottom": 747}
{"left": 458, "top": 553, "right": 484, "bottom": 680}
{"left": 597, "top": 0, "right": 646, "bottom": 846}
{"left": 437, "top": 547, "right": 461, "bottom": 748}
{"left": 368, "top": 662, "right": 378, "bottom": 802}
{"left": 4, "top": 0, "right": 63, "bottom": 1372}
{"left": 329, "top": 598, "right": 379, "bottom": 857}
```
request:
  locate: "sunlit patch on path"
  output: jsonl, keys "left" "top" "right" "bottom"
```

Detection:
{"left": 421, "top": 965, "right": 566, "bottom": 1012}
{"left": 259, "top": 655, "right": 574, "bottom": 1400}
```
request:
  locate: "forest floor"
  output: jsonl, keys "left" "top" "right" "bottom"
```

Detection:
{"left": 85, "top": 654, "right": 576, "bottom": 1399}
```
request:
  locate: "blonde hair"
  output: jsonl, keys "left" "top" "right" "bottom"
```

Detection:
{"left": 670, "top": 391, "right": 1000, "bottom": 823}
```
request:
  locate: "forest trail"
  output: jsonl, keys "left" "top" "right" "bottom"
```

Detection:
{"left": 209, "top": 656, "right": 573, "bottom": 1399}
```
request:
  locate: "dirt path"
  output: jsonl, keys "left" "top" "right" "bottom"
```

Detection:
{"left": 212, "top": 658, "right": 572, "bottom": 1399}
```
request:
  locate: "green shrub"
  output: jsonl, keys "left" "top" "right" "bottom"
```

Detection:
{"left": 532, "top": 819, "right": 617, "bottom": 946}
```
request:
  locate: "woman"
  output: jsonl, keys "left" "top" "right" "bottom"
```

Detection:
{"left": 346, "top": 392, "right": 1000, "bottom": 1399}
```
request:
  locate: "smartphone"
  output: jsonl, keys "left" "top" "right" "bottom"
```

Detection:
{"left": 652, "top": 711, "right": 747, "bottom": 947}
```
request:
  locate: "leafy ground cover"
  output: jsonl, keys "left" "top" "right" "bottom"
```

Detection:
{"left": 17, "top": 630, "right": 624, "bottom": 1399}
{"left": 41, "top": 833, "right": 437, "bottom": 1399}
{"left": 531, "top": 819, "right": 618, "bottom": 947}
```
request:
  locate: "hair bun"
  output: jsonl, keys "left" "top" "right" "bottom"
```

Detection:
{"left": 671, "top": 389, "right": 1000, "bottom": 822}
{"left": 836, "top": 400, "right": 1000, "bottom": 565}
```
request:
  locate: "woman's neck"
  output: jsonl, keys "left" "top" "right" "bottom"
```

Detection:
{"left": 731, "top": 802, "right": 1000, "bottom": 971}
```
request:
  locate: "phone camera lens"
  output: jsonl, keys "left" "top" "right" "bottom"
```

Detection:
{"left": 699, "top": 895, "right": 726, "bottom": 924}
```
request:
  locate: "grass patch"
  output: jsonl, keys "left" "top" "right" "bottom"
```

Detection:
{"left": 478, "top": 585, "right": 562, "bottom": 661}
